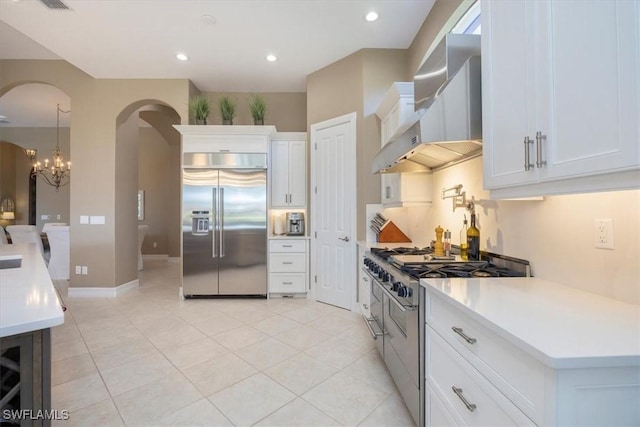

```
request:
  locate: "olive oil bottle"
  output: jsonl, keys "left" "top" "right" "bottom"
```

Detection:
{"left": 459, "top": 215, "right": 468, "bottom": 260}
{"left": 467, "top": 213, "right": 480, "bottom": 261}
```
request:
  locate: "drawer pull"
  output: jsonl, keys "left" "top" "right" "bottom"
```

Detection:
{"left": 282, "top": 282, "right": 293, "bottom": 285}
{"left": 452, "top": 386, "right": 477, "bottom": 412}
{"left": 282, "top": 262, "right": 293, "bottom": 265}
{"left": 282, "top": 245, "right": 293, "bottom": 248}
{"left": 452, "top": 326, "right": 477, "bottom": 344}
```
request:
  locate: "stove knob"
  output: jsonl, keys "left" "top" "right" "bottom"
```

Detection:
{"left": 364, "top": 258, "right": 370, "bottom": 267}
{"left": 406, "top": 287, "right": 413, "bottom": 298}
{"left": 392, "top": 282, "right": 400, "bottom": 292}
{"left": 397, "top": 285, "right": 407, "bottom": 297}
{"left": 382, "top": 272, "right": 390, "bottom": 282}
{"left": 378, "top": 269, "right": 385, "bottom": 279}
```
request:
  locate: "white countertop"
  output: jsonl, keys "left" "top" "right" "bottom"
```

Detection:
{"left": 269, "top": 235, "right": 310, "bottom": 240}
{"left": 422, "top": 277, "right": 640, "bottom": 369}
{"left": 1, "top": 243, "right": 65, "bottom": 338}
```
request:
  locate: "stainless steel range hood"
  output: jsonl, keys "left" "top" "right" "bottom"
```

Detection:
{"left": 372, "top": 34, "right": 482, "bottom": 174}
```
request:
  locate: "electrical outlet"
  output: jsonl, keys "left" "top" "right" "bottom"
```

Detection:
{"left": 81, "top": 266, "right": 88, "bottom": 275}
{"left": 75, "top": 265, "right": 81, "bottom": 275}
{"left": 594, "top": 219, "right": 614, "bottom": 250}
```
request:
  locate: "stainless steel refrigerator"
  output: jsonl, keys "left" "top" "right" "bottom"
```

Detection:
{"left": 182, "top": 152, "right": 267, "bottom": 297}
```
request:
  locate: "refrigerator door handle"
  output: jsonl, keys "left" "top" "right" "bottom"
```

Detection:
{"left": 220, "top": 187, "right": 225, "bottom": 258}
{"left": 212, "top": 188, "right": 217, "bottom": 258}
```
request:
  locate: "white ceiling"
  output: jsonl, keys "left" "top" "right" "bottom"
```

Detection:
{"left": 0, "top": 0, "right": 435, "bottom": 127}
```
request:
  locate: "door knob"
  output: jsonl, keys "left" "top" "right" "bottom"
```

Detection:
{"left": 339, "top": 236, "right": 350, "bottom": 242}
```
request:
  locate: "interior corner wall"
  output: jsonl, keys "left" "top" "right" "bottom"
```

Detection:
{"left": 306, "top": 49, "right": 411, "bottom": 241}
{"left": 114, "top": 112, "right": 140, "bottom": 286}
{"left": 0, "top": 143, "right": 17, "bottom": 221}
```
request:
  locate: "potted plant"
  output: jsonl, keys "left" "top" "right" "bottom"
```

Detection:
{"left": 189, "top": 96, "right": 210, "bottom": 125}
{"left": 218, "top": 95, "right": 236, "bottom": 125}
{"left": 248, "top": 94, "right": 267, "bottom": 125}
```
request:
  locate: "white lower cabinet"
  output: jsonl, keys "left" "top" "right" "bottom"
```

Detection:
{"left": 268, "top": 239, "right": 307, "bottom": 294}
{"left": 426, "top": 325, "right": 535, "bottom": 426}
{"left": 424, "top": 286, "right": 640, "bottom": 426}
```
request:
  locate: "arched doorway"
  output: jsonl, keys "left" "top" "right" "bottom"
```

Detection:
{"left": 115, "top": 100, "right": 181, "bottom": 278}
{"left": 0, "top": 83, "right": 71, "bottom": 230}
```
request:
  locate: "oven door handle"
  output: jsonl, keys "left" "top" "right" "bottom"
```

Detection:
{"left": 362, "top": 314, "right": 385, "bottom": 340}
{"left": 375, "top": 281, "right": 417, "bottom": 312}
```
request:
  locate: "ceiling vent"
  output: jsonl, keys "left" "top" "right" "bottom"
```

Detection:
{"left": 39, "top": 0, "right": 70, "bottom": 10}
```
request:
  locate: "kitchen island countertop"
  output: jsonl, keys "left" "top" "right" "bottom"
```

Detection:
{"left": 421, "top": 277, "right": 640, "bottom": 369}
{"left": 1, "top": 243, "right": 64, "bottom": 338}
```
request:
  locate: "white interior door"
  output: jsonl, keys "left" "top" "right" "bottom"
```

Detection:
{"left": 311, "top": 113, "right": 356, "bottom": 310}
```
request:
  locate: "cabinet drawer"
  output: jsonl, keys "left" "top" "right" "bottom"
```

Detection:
{"left": 269, "top": 253, "right": 306, "bottom": 273}
{"left": 269, "top": 240, "right": 306, "bottom": 253}
{"left": 269, "top": 273, "right": 306, "bottom": 293}
{"left": 426, "top": 326, "right": 535, "bottom": 426}
{"left": 426, "top": 291, "right": 545, "bottom": 423}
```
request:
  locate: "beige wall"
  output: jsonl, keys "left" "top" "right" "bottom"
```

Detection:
{"left": 201, "top": 92, "right": 307, "bottom": 131}
{"left": 394, "top": 157, "right": 640, "bottom": 305}
{"left": 306, "top": 49, "right": 409, "bottom": 240}
{"left": 407, "top": 0, "right": 469, "bottom": 78}
{"left": 1, "top": 59, "right": 189, "bottom": 288}
{"left": 0, "top": 128, "right": 71, "bottom": 230}
{"left": 138, "top": 127, "right": 171, "bottom": 255}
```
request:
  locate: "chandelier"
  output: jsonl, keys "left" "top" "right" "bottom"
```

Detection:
{"left": 25, "top": 104, "right": 71, "bottom": 191}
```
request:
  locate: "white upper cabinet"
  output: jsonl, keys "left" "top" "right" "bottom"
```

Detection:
{"left": 376, "top": 82, "right": 433, "bottom": 207}
{"left": 270, "top": 133, "right": 306, "bottom": 208}
{"left": 482, "top": 0, "right": 640, "bottom": 198}
{"left": 376, "top": 82, "right": 415, "bottom": 146}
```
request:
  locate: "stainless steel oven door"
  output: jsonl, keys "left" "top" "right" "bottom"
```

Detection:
{"left": 384, "top": 292, "right": 419, "bottom": 425}
{"left": 362, "top": 270, "right": 384, "bottom": 356}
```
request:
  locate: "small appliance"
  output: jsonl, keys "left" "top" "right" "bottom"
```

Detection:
{"left": 285, "top": 212, "right": 305, "bottom": 236}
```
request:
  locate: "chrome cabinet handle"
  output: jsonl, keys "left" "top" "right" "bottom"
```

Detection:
{"left": 535, "top": 131, "right": 547, "bottom": 168}
{"left": 524, "top": 136, "right": 534, "bottom": 171}
{"left": 339, "top": 236, "right": 350, "bottom": 242}
{"left": 282, "top": 281, "right": 293, "bottom": 285}
{"left": 282, "top": 261, "right": 293, "bottom": 265}
{"left": 452, "top": 386, "right": 477, "bottom": 412}
{"left": 452, "top": 326, "right": 477, "bottom": 344}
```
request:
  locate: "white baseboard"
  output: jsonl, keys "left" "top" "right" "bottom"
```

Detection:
{"left": 68, "top": 279, "right": 139, "bottom": 298}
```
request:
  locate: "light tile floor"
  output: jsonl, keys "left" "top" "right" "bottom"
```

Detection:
{"left": 51, "top": 259, "right": 416, "bottom": 427}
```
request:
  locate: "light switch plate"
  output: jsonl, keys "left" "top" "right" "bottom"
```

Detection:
{"left": 80, "top": 216, "right": 89, "bottom": 225}
{"left": 90, "top": 216, "right": 105, "bottom": 225}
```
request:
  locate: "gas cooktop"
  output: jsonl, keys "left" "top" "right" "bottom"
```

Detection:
{"left": 368, "top": 246, "right": 530, "bottom": 279}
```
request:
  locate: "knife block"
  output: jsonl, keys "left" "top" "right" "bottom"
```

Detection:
{"left": 377, "top": 221, "right": 411, "bottom": 243}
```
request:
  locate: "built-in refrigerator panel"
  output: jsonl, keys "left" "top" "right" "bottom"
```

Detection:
{"left": 182, "top": 152, "right": 268, "bottom": 297}
{"left": 218, "top": 169, "right": 267, "bottom": 295}
{"left": 182, "top": 169, "right": 219, "bottom": 295}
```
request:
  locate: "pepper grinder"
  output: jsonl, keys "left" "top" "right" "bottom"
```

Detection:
{"left": 434, "top": 225, "right": 445, "bottom": 256}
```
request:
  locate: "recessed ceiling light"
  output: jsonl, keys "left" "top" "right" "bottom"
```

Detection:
{"left": 176, "top": 53, "right": 189, "bottom": 61}
{"left": 266, "top": 54, "right": 277, "bottom": 62}
{"left": 365, "top": 11, "right": 379, "bottom": 22}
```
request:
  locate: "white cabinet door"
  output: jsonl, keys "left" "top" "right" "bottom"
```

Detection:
{"left": 270, "top": 137, "right": 307, "bottom": 208}
{"left": 288, "top": 140, "right": 306, "bottom": 207}
{"left": 482, "top": 0, "right": 539, "bottom": 190}
{"left": 536, "top": 0, "right": 639, "bottom": 181}
{"left": 271, "top": 140, "right": 290, "bottom": 207}
{"left": 482, "top": 0, "right": 640, "bottom": 196}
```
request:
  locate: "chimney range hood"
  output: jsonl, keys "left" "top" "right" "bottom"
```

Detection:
{"left": 372, "top": 34, "right": 482, "bottom": 174}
